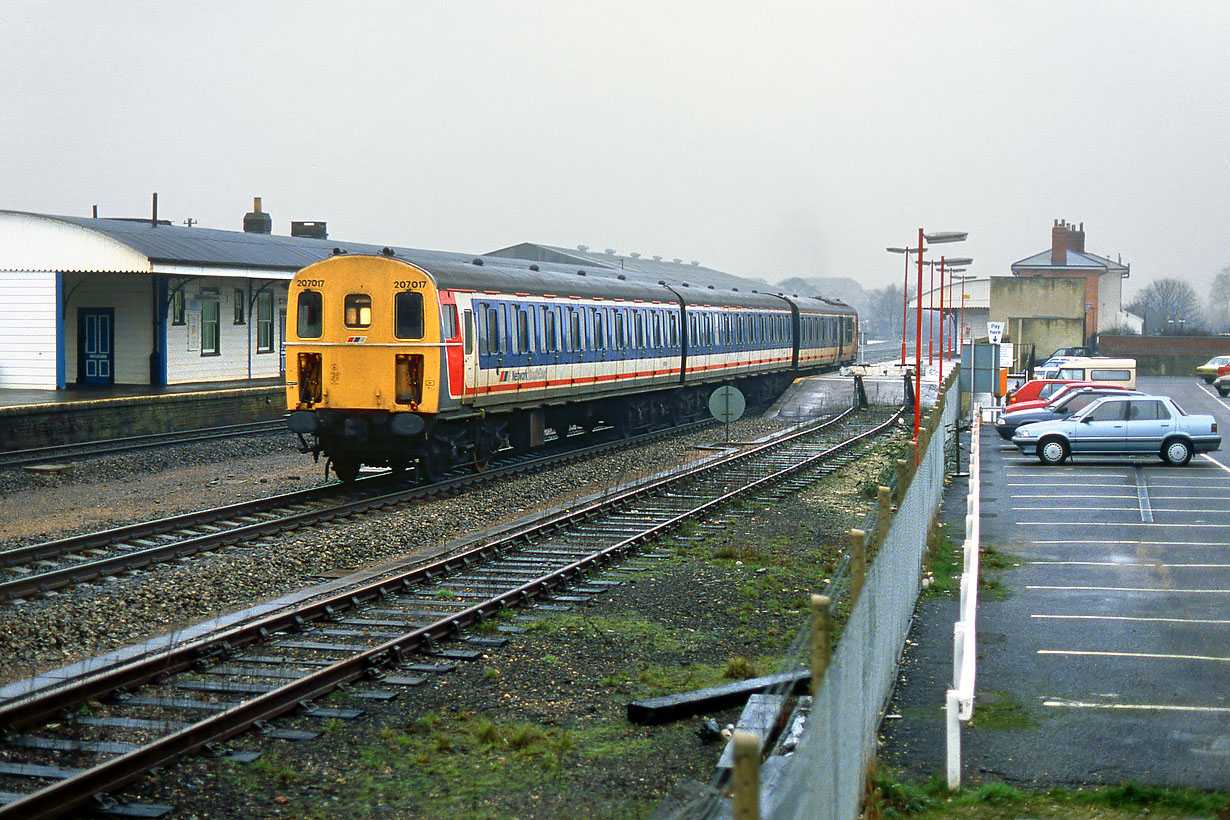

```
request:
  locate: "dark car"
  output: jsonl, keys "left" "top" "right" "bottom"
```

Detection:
{"left": 996, "top": 386, "right": 1142, "bottom": 440}
{"left": 1013, "top": 394, "right": 1221, "bottom": 465}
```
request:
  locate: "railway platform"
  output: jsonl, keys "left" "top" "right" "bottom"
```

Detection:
{"left": 0, "top": 378, "right": 284, "bottom": 452}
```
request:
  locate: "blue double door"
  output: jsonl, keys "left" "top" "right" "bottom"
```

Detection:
{"left": 77, "top": 308, "right": 114, "bottom": 385}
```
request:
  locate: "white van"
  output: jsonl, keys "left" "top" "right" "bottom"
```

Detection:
{"left": 1034, "top": 356, "right": 1136, "bottom": 388}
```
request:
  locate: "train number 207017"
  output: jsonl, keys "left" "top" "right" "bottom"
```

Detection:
{"left": 394, "top": 281, "right": 427, "bottom": 289}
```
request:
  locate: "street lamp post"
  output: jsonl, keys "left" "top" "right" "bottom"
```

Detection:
{"left": 912, "top": 230, "right": 968, "bottom": 441}
{"left": 945, "top": 267, "right": 968, "bottom": 359}
{"left": 937, "top": 258, "right": 972, "bottom": 382}
{"left": 886, "top": 246, "right": 920, "bottom": 365}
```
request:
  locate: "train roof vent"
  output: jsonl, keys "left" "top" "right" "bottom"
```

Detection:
{"left": 577, "top": 244, "right": 589, "bottom": 251}
{"left": 577, "top": 270, "right": 586, "bottom": 276}
{"left": 673, "top": 258, "right": 682, "bottom": 264}
{"left": 471, "top": 257, "right": 484, "bottom": 266}
{"left": 732, "top": 287, "right": 739, "bottom": 291}
{"left": 630, "top": 252, "right": 641, "bottom": 259}
{"left": 617, "top": 274, "right": 626, "bottom": 280}
{"left": 529, "top": 264, "right": 539, "bottom": 271}
{"left": 658, "top": 280, "right": 667, "bottom": 285}
{"left": 652, "top": 255, "right": 662, "bottom": 261}
{"left": 691, "top": 260, "right": 700, "bottom": 266}
{"left": 332, "top": 247, "right": 347, "bottom": 255}
{"left": 707, "top": 284, "right": 715, "bottom": 289}
{"left": 380, "top": 247, "right": 395, "bottom": 256}
{"left": 604, "top": 248, "right": 616, "bottom": 255}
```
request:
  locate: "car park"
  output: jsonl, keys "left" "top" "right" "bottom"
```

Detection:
{"left": 996, "top": 386, "right": 1141, "bottom": 440}
{"left": 1011, "top": 394, "right": 1220, "bottom": 466}
{"left": 1004, "top": 380, "right": 1132, "bottom": 413}
{"left": 1196, "top": 355, "right": 1230, "bottom": 383}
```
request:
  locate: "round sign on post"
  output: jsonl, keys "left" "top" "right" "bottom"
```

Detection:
{"left": 709, "top": 385, "right": 745, "bottom": 443}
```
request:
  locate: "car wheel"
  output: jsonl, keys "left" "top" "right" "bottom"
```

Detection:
{"left": 1218, "top": 385, "right": 1229, "bottom": 397}
{"left": 1161, "top": 438, "right": 1192, "bottom": 466}
{"left": 1204, "top": 376, "right": 1216, "bottom": 384}
{"left": 1038, "top": 437, "right": 1069, "bottom": 465}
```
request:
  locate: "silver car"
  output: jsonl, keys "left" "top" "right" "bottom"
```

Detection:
{"left": 1012, "top": 394, "right": 1221, "bottom": 466}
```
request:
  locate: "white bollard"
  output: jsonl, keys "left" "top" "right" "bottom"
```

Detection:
{"left": 946, "top": 688, "right": 961, "bottom": 789}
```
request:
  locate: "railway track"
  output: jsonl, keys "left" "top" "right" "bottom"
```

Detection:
{"left": 0, "top": 420, "right": 290, "bottom": 471}
{"left": 0, "top": 407, "right": 900, "bottom": 819}
{"left": 0, "top": 419, "right": 719, "bottom": 603}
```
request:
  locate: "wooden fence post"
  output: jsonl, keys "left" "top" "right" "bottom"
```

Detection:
{"left": 810, "top": 594, "right": 831, "bottom": 696}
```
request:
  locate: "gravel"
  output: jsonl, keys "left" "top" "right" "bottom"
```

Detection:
{"left": 0, "top": 418, "right": 800, "bottom": 686}
{"left": 0, "top": 414, "right": 907, "bottom": 819}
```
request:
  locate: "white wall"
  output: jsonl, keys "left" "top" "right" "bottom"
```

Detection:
{"left": 63, "top": 273, "right": 155, "bottom": 385}
{"left": 1097, "top": 270, "right": 1124, "bottom": 332}
{"left": 164, "top": 277, "right": 287, "bottom": 384}
{"left": 0, "top": 271, "right": 58, "bottom": 388}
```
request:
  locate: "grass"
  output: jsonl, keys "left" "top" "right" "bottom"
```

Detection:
{"left": 865, "top": 766, "right": 1230, "bottom": 818}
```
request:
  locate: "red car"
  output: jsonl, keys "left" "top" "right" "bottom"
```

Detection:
{"left": 1005, "top": 381, "right": 1132, "bottom": 413}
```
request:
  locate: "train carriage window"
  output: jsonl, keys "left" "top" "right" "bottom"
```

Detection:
{"left": 344, "top": 294, "right": 372, "bottom": 328}
{"left": 463, "top": 309, "right": 474, "bottom": 354}
{"left": 484, "top": 305, "right": 500, "bottom": 355}
{"left": 568, "top": 308, "right": 580, "bottom": 351}
{"left": 614, "top": 310, "right": 626, "bottom": 349}
{"left": 669, "top": 314, "right": 679, "bottom": 349}
{"left": 541, "top": 306, "right": 557, "bottom": 352}
{"left": 705, "top": 314, "right": 713, "bottom": 347}
{"left": 652, "top": 312, "right": 662, "bottom": 348}
{"left": 635, "top": 311, "right": 645, "bottom": 348}
{"left": 593, "top": 309, "right": 605, "bottom": 350}
{"left": 516, "top": 307, "right": 531, "bottom": 354}
{"left": 296, "top": 291, "right": 323, "bottom": 339}
{"left": 441, "top": 303, "right": 458, "bottom": 340}
{"left": 394, "top": 292, "right": 425, "bottom": 339}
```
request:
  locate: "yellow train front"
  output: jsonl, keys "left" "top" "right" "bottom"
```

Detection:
{"left": 286, "top": 253, "right": 451, "bottom": 481}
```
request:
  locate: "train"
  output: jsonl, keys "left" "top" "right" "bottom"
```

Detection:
{"left": 285, "top": 249, "right": 857, "bottom": 481}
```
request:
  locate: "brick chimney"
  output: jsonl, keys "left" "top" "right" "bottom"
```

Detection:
{"left": 1068, "top": 221, "right": 1085, "bottom": 254}
{"left": 1051, "top": 219, "right": 1068, "bottom": 265}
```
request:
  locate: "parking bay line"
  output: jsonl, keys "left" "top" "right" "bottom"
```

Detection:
{"left": 1038, "top": 649, "right": 1229, "bottom": 663}
{"left": 1027, "top": 584, "right": 1228, "bottom": 594}
{"left": 1032, "top": 613, "right": 1230, "bottom": 625}
{"left": 1029, "top": 561, "right": 1230, "bottom": 569}
{"left": 1016, "top": 521, "right": 1221, "bottom": 528}
{"left": 1031, "top": 539, "right": 1230, "bottom": 547}
{"left": 1043, "top": 700, "right": 1230, "bottom": 714}
{"left": 1014, "top": 506, "right": 1224, "bottom": 514}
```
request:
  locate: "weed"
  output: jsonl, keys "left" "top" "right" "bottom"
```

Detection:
{"left": 969, "top": 691, "right": 1037, "bottom": 730}
{"left": 723, "top": 656, "right": 757, "bottom": 679}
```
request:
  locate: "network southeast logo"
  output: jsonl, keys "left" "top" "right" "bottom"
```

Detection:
{"left": 345, "top": 336, "right": 366, "bottom": 343}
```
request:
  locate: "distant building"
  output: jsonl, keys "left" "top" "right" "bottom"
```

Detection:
{"left": 1009, "top": 220, "right": 1141, "bottom": 342}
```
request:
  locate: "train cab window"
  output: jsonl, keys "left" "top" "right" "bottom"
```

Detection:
{"left": 394, "top": 292, "right": 425, "bottom": 339}
{"left": 463, "top": 309, "right": 474, "bottom": 354}
{"left": 439, "top": 303, "right": 458, "bottom": 340}
{"left": 297, "top": 290, "right": 323, "bottom": 339}
{"left": 344, "top": 294, "right": 372, "bottom": 328}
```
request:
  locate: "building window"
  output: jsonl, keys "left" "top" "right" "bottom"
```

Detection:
{"left": 256, "top": 292, "right": 274, "bottom": 353}
{"left": 171, "top": 290, "right": 185, "bottom": 325}
{"left": 201, "top": 300, "right": 220, "bottom": 356}
{"left": 233, "top": 288, "right": 245, "bottom": 324}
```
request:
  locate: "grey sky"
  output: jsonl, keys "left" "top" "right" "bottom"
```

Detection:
{"left": 4, "top": 1, "right": 1229, "bottom": 296}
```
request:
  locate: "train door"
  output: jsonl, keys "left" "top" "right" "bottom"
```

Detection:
{"left": 461, "top": 302, "right": 478, "bottom": 403}
{"left": 77, "top": 308, "right": 114, "bottom": 385}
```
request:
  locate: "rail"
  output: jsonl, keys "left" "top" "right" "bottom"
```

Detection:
{"left": 946, "top": 403, "right": 982, "bottom": 787}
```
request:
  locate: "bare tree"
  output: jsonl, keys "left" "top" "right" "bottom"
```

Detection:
{"left": 1127, "top": 278, "right": 1205, "bottom": 334}
{"left": 1209, "top": 268, "right": 1230, "bottom": 332}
